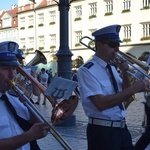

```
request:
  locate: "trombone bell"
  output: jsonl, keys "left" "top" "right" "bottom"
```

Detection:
{"left": 51, "top": 96, "right": 79, "bottom": 125}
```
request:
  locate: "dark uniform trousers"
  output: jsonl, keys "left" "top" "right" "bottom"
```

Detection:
{"left": 87, "top": 123, "right": 134, "bottom": 150}
{"left": 134, "top": 103, "right": 150, "bottom": 150}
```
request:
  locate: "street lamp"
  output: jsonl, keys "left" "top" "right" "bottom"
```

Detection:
{"left": 29, "top": 0, "right": 36, "bottom": 4}
{"left": 30, "top": 0, "right": 77, "bottom": 126}
{"left": 55, "top": 0, "right": 73, "bottom": 79}
{"left": 54, "top": 0, "right": 77, "bottom": 126}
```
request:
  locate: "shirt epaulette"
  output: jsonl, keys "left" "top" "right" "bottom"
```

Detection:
{"left": 83, "top": 62, "right": 94, "bottom": 69}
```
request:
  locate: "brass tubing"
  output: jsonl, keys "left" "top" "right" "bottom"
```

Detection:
{"left": 17, "top": 66, "right": 57, "bottom": 107}
{"left": 9, "top": 80, "right": 73, "bottom": 150}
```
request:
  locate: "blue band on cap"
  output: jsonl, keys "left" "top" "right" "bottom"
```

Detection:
{"left": 95, "top": 33, "right": 119, "bottom": 41}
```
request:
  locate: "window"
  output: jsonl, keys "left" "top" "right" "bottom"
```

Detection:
{"left": 122, "top": 25, "right": 131, "bottom": 42}
{"left": 90, "top": 29, "right": 97, "bottom": 36}
{"left": 20, "top": 38, "right": 26, "bottom": 50}
{"left": 88, "top": 29, "right": 96, "bottom": 48}
{"left": 89, "top": 3, "right": 97, "bottom": 16}
{"left": 38, "top": 13, "right": 44, "bottom": 26}
{"left": 105, "top": 0, "right": 113, "bottom": 13}
{"left": 123, "top": 0, "right": 131, "bottom": 10}
{"left": 20, "top": 17, "right": 25, "bottom": 29}
{"left": 142, "top": 23, "right": 150, "bottom": 37}
{"left": 75, "top": 31, "right": 82, "bottom": 46}
{"left": 50, "top": 34, "right": 56, "bottom": 51}
{"left": 28, "top": 37, "right": 34, "bottom": 50}
{"left": 38, "top": 36, "right": 44, "bottom": 50}
{"left": 3, "top": 14, "right": 11, "bottom": 28}
{"left": 49, "top": 11, "right": 56, "bottom": 22}
{"left": 75, "top": 6, "right": 82, "bottom": 18}
{"left": 28, "top": 15, "right": 34, "bottom": 28}
{"left": 142, "top": 0, "right": 150, "bottom": 8}
{"left": 50, "top": 34, "right": 56, "bottom": 45}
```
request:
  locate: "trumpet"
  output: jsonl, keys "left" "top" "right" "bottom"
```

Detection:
{"left": 9, "top": 80, "right": 72, "bottom": 150}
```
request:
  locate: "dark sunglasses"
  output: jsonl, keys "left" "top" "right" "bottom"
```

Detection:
{"left": 103, "top": 42, "right": 120, "bottom": 48}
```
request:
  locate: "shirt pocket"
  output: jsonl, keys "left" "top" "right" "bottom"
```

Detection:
{"left": 100, "top": 80, "right": 114, "bottom": 94}
{"left": 0, "top": 116, "right": 12, "bottom": 138}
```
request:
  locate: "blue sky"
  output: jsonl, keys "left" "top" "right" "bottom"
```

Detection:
{"left": 0, "top": 0, "right": 18, "bottom": 11}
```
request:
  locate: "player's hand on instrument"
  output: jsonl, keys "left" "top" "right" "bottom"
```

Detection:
{"left": 143, "top": 79, "right": 150, "bottom": 91}
{"left": 133, "top": 79, "right": 150, "bottom": 92}
{"left": 26, "top": 123, "right": 50, "bottom": 141}
{"left": 116, "top": 59, "right": 129, "bottom": 73}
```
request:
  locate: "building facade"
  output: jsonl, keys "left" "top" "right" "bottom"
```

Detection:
{"left": 0, "top": 5, "right": 18, "bottom": 43}
{"left": 0, "top": 0, "right": 150, "bottom": 69}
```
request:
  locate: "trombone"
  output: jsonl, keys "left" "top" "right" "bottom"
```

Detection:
{"left": 16, "top": 50, "right": 79, "bottom": 125}
{"left": 79, "top": 36, "right": 150, "bottom": 108}
{"left": 79, "top": 36, "right": 95, "bottom": 52}
{"left": 9, "top": 80, "right": 72, "bottom": 150}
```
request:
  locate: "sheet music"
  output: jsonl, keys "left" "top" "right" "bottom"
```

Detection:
{"left": 44, "top": 77, "right": 78, "bottom": 100}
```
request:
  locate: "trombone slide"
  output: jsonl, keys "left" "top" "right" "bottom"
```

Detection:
{"left": 116, "top": 52, "right": 150, "bottom": 80}
{"left": 118, "top": 51, "right": 149, "bottom": 72}
{"left": 79, "top": 36, "right": 95, "bottom": 51}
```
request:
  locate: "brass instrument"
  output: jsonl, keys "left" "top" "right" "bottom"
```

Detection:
{"left": 79, "top": 36, "right": 150, "bottom": 107}
{"left": 115, "top": 51, "right": 150, "bottom": 78}
{"left": 26, "top": 50, "right": 47, "bottom": 66}
{"left": 17, "top": 65, "right": 79, "bottom": 125}
{"left": 9, "top": 80, "right": 72, "bottom": 150}
{"left": 16, "top": 50, "right": 78, "bottom": 125}
{"left": 79, "top": 36, "right": 95, "bottom": 52}
{"left": 15, "top": 50, "right": 47, "bottom": 97}
{"left": 79, "top": 36, "right": 150, "bottom": 80}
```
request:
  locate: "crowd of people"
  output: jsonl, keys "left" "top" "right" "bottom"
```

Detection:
{"left": 0, "top": 24, "right": 150, "bottom": 150}
{"left": 34, "top": 68, "right": 54, "bottom": 105}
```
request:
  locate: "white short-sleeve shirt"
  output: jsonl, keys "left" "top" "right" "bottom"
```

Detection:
{"left": 0, "top": 92, "right": 30, "bottom": 150}
{"left": 40, "top": 72, "right": 48, "bottom": 86}
{"left": 78, "top": 55, "right": 126, "bottom": 120}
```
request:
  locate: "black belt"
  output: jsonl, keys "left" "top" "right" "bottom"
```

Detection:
{"left": 89, "top": 118, "right": 126, "bottom": 128}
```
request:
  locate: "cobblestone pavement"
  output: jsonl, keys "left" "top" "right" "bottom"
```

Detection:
{"left": 31, "top": 93, "right": 150, "bottom": 150}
